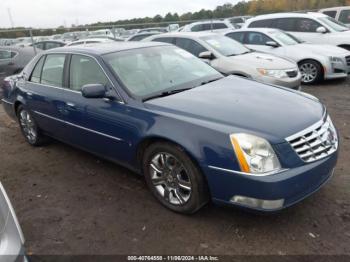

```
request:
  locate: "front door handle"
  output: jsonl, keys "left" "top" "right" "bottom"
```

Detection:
{"left": 66, "top": 102, "right": 76, "bottom": 108}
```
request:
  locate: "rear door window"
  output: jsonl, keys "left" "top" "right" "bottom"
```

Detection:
{"left": 274, "top": 18, "right": 297, "bottom": 31}
{"left": 41, "top": 54, "right": 66, "bottom": 87}
{"left": 294, "top": 18, "right": 322, "bottom": 32}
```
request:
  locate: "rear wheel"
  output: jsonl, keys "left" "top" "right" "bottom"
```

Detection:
{"left": 17, "top": 105, "right": 48, "bottom": 146}
{"left": 299, "top": 60, "right": 323, "bottom": 84}
{"left": 143, "top": 142, "right": 209, "bottom": 214}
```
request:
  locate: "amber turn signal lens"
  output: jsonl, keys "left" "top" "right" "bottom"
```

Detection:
{"left": 230, "top": 135, "right": 250, "bottom": 173}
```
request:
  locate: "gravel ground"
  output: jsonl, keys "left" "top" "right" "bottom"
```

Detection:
{"left": 0, "top": 78, "right": 349, "bottom": 256}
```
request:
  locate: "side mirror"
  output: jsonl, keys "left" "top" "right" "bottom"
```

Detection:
{"left": 198, "top": 51, "right": 214, "bottom": 60}
{"left": 82, "top": 84, "right": 106, "bottom": 98}
{"left": 265, "top": 41, "right": 279, "bottom": 48}
{"left": 316, "top": 26, "right": 327, "bottom": 34}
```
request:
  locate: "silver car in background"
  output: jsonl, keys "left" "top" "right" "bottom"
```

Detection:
{"left": 145, "top": 32, "right": 301, "bottom": 89}
{"left": 0, "top": 183, "right": 26, "bottom": 262}
{"left": 225, "top": 28, "right": 350, "bottom": 83}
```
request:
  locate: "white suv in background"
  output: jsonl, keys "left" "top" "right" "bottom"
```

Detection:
{"left": 319, "top": 6, "right": 350, "bottom": 27}
{"left": 244, "top": 12, "right": 350, "bottom": 50}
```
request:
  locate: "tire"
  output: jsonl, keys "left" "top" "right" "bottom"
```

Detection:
{"left": 143, "top": 142, "right": 209, "bottom": 214}
{"left": 17, "top": 105, "right": 48, "bottom": 146}
{"left": 299, "top": 60, "right": 323, "bottom": 84}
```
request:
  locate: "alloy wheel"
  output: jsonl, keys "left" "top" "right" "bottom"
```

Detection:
{"left": 300, "top": 63, "right": 318, "bottom": 83}
{"left": 149, "top": 152, "right": 192, "bottom": 206}
{"left": 19, "top": 110, "right": 37, "bottom": 143}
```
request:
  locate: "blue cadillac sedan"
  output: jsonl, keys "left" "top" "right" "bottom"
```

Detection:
{"left": 1, "top": 42, "right": 339, "bottom": 214}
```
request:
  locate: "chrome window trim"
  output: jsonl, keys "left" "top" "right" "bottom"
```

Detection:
{"left": 24, "top": 81, "right": 81, "bottom": 94}
{"left": 33, "top": 110, "right": 123, "bottom": 142}
{"left": 27, "top": 51, "right": 125, "bottom": 104}
{"left": 208, "top": 165, "right": 288, "bottom": 177}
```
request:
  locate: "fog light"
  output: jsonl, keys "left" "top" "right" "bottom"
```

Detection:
{"left": 231, "top": 195, "right": 284, "bottom": 210}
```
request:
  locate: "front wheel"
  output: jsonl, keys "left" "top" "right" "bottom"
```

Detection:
{"left": 299, "top": 60, "right": 323, "bottom": 84}
{"left": 17, "top": 105, "right": 48, "bottom": 146}
{"left": 143, "top": 142, "right": 209, "bottom": 214}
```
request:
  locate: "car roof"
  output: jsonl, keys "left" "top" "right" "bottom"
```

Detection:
{"left": 149, "top": 31, "right": 219, "bottom": 39}
{"left": 188, "top": 20, "right": 229, "bottom": 26}
{"left": 248, "top": 12, "right": 327, "bottom": 21}
{"left": 45, "top": 41, "right": 168, "bottom": 55}
{"left": 226, "top": 28, "right": 281, "bottom": 34}
{"left": 35, "top": 40, "right": 65, "bottom": 44}
{"left": 320, "top": 6, "right": 350, "bottom": 11}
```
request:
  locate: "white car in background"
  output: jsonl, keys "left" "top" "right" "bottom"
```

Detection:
{"left": 319, "top": 6, "right": 350, "bottom": 27}
{"left": 225, "top": 28, "right": 350, "bottom": 83}
{"left": 145, "top": 32, "right": 301, "bottom": 89}
{"left": 225, "top": 16, "right": 253, "bottom": 28}
{"left": 89, "top": 29, "right": 115, "bottom": 38}
{"left": 181, "top": 20, "right": 237, "bottom": 32}
{"left": 66, "top": 38, "right": 119, "bottom": 46}
{"left": 244, "top": 12, "right": 350, "bottom": 51}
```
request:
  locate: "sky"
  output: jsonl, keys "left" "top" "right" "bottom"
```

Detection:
{"left": 0, "top": 0, "right": 242, "bottom": 29}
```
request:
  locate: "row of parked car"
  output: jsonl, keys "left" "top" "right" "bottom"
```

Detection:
{"left": 2, "top": 10, "right": 350, "bottom": 89}
{"left": 0, "top": 9, "right": 346, "bottom": 262}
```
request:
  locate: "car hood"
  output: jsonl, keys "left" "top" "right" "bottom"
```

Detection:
{"left": 226, "top": 51, "right": 296, "bottom": 70}
{"left": 145, "top": 76, "right": 324, "bottom": 144}
{"left": 289, "top": 43, "right": 350, "bottom": 56}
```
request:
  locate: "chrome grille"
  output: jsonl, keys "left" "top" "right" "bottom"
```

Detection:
{"left": 346, "top": 55, "right": 350, "bottom": 66}
{"left": 286, "top": 116, "right": 338, "bottom": 163}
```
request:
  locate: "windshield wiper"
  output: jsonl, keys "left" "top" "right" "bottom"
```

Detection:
{"left": 143, "top": 87, "right": 193, "bottom": 102}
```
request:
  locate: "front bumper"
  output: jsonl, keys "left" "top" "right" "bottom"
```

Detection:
{"left": 256, "top": 73, "right": 302, "bottom": 90}
{"left": 203, "top": 151, "right": 338, "bottom": 211}
{"left": 324, "top": 56, "right": 350, "bottom": 80}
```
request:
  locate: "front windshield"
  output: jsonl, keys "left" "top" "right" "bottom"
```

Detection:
{"left": 270, "top": 30, "right": 302, "bottom": 45}
{"left": 318, "top": 16, "right": 349, "bottom": 32}
{"left": 200, "top": 35, "right": 250, "bottom": 56}
{"left": 103, "top": 45, "right": 222, "bottom": 98}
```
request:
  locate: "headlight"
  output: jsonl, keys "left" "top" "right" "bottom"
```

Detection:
{"left": 257, "top": 68, "right": 288, "bottom": 79}
{"left": 230, "top": 133, "right": 281, "bottom": 175}
{"left": 330, "top": 56, "right": 343, "bottom": 63}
